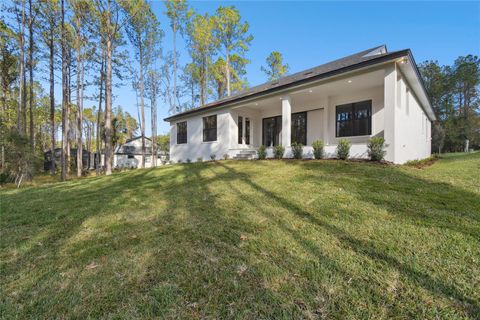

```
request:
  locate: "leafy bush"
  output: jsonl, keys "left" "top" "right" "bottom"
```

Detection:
{"left": 291, "top": 143, "right": 303, "bottom": 159}
{"left": 223, "top": 154, "right": 230, "bottom": 160}
{"left": 312, "top": 140, "right": 324, "bottom": 159}
{"left": 186, "top": 158, "right": 191, "bottom": 163}
{"left": 196, "top": 157, "right": 202, "bottom": 163}
{"left": 210, "top": 154, "right": 216, "bottom": 161}
{"left": 257, "top": 145, "right": 267, "bottom": 160}
{"left": 273, "top": 145, "right": 285, "bottom": 159}
{"left": 367, "top": 137, "right": 386, "bottom": 161}
{"left": 336, "top": 139, "right": 351, "bottom": 160}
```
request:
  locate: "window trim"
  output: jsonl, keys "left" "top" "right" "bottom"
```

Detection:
{"left": 335, "top": 100, "right": 372, "bottom": 138}
{"left": 203, "top": 115, "right": 217, "bottom": 142}
{"left": 176, "top": 121, "right": 187, "bottom": 144}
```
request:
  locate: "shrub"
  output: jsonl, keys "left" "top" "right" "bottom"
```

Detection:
{"left": 291, "top": 143, "right": 303, "bottom": 159}
{"left": 257, "top": 145, "right": 267, "bottom": 160}
{"left": 336, "top": 139, "right": 351, "bottom": 160}
{"left": 178, "top": 159, "right": 183, "bottom": 164}
{"left": 367, "top": 137, "right": 386, "bottom": 161}
{"left": 210, "top": 154, "right": 216, "bottom": 161}
{"left": 312, "top": 140, "right": 324, "bottom": 159}
{"left": 196, "top": 157, "right": 202, "bottom": 163}
{"left": 186, "top": 158, "right": 191, "bottom": 163}
{"left": 273, "top": 145, "right": 285, "bottom": 159}
{"left": 223, "top": 153, "right": 230, "bottom": 160}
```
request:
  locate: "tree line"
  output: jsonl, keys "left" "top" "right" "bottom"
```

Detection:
{"left": 0, "top": 0, "right": 289, "bottom": 185}
{"left": 419, "top": 56, "right": 480, "bottom": 153}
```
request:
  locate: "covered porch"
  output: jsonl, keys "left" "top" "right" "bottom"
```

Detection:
{"left": 228, "top": 66, "right": 389, "bottom": 159}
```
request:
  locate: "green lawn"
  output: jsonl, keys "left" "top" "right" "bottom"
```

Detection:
{"left": 1, "top": 153, "right": 479, "bottom": 319}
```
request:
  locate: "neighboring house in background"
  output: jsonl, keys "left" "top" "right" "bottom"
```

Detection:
{"left": 165, "top": 45, "right": 435, "bottom": 164}
{"left": 114, "top": 136, "right": 168, "bottom": 169}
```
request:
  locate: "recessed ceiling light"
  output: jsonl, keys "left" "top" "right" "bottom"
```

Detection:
{"left": 347, "top": 80, "right": 352, "bottom": 83}
{"left": 308, "top": 89, "right": 313, "bottom": 93}
{"left": 255, "top": 103, "right": 258, "bottom": 106}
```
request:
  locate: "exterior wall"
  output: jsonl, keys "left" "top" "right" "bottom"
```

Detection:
{"left": 322, "top": 86, "right": 384, "bottom": 159}
{"left": 114, "top": 154, "right": 151, "bottom": 168}
{"left": 393, "top": 71, "right": 432, "bottom": 163}
{"left": 169, "top": 109, "right": 232, "bottom": 162}
{"left": 168, "top": 64, "right": 432, "bottom": 164}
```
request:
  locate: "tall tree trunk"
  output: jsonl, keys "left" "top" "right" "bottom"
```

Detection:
{"left": 151, "top": 88, "right": 157, "bottom": 167}
{"left": 17, "top": 0, "right": 26, "bottom": 135}
{"left": 172, "top": 24, "right": 177, "bottom": 113}
{"left": 104, "top": 35, "right": 113, "bottom": 175}
{"left": 22, "top": 66, "right": 27, "bottom": 134}
{"left": 96, "top": 54, "right": 105, "bottom": 176}
{"left": 66, "top": 49, "right": 71, "bottom": 174}
{"left": 191, "top": 77, "right": 194, "bottom": 108}
{"left": 226, "top": 47, "right": 230, "bottom": 96}
{"left": 60, "top": 0, "right": 68, "bottom": 181}
{"left": 76, "top": 17, "right": 83, "bottom": 177}
{"left": 49, "top": 29, "right": 55, "bottom": 175}
{"left": 205, "top": 56, "right": 209, "bottom": 103}
{"left": 139, "top": 45, "right": 145, "bottom": 168}
{"left": 28, "top": 0, "right": 34, "bottom": 156}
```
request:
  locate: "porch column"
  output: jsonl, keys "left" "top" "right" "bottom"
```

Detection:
{"left": 384, "top": 63, "right": 397, "bottom": 163}
{"left": 281, "top": 96, "right": 291, "bottom": 148}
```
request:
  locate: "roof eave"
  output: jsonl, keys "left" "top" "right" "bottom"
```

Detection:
{"left": 164, "top": 50, "right": 412, "bottom": 122}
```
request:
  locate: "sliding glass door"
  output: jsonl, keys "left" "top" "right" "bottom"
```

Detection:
{"left": 262, "top": 116, "right": 282, "bottom": 147}
{"left": 262, "top": 112, "right": 307, "bottom": 146}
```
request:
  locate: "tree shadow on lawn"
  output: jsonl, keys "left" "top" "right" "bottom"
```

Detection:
{"left": 297, "top": 160, "right": 480, "bottom": 240}
{"left": 2, "top": 160, "right": 479, "bottom": 318}
{"left": 215, "top": 161, "right": 479, "bottom": 318}
{"left": 1, "top": 163, "right": 294, "bottom": 318}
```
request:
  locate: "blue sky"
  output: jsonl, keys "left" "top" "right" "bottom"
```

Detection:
{"left": 104, "top": 1, "right": 479, "bottom": 135}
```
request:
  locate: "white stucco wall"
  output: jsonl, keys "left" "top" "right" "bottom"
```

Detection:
{"left": 168, "top": 64, "right": 432, "bottom": 164}
{"left": 169, "top": 109, "right": 233, "bottom": 162}
{"left": 393, "top": 74, "right": 432, "bottom": 163}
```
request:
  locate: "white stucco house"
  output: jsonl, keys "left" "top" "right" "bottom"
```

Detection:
{"left": 113, "top": 136, "right": 168, "bottom": 168}
{"left": 165, "top": 45, "right": 435, "bottom": 164}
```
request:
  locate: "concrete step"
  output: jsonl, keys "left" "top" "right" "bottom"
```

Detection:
{"left": 237, "top": 150, "right": 257, "bottom": 155}
{"left": 233, "top": 153, "right": 255, "bottom": 160}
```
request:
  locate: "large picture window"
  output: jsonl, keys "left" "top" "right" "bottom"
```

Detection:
{"left": 203, "top": 115, "right": 217, "bottom": 142}
{"left": 336, "top": 100, "right": 372, "bottom": 137}
{"left": 291, "top": 112, "right": 307, "bottom": 145}
{"left": 177, "top": 121, "right": 187, "bottom": 144}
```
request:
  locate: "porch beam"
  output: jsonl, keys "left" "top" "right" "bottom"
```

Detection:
{"left": 281, "top": 96, "right": 291, "bottom": 148}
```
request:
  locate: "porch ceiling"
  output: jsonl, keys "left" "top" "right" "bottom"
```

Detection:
{"left": 234, "top": 69, "right": 385, "bottom": 113}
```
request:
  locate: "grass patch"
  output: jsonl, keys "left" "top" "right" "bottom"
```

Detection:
{"left": 1, "top": 153, "right": 479, "bottom": 319}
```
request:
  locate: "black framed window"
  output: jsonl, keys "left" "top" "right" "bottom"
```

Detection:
{"left": 245, "top": 118, "right": 250, "bottom": 145}
{"left": 177, "top": 121, "right": 187, "bottom": 144}
{"left": 238, "top": 116, "right": 243, "bottom": 144}
{"left": 203, "top": 115, "right": 217, "bottom": 142}
{"left": 336, "top": 100, "right": 372, "bottom": 137}
{"left": 291, "top": 112, "right": 307, "bottom": 145}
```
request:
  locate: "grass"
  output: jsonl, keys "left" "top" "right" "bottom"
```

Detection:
{"left": 1, "top": 153, "right": 479, "bottom": 319}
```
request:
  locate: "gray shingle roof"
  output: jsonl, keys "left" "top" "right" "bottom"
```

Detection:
{"left": 164, "top": 45, "right": 412, "bottom": 122}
